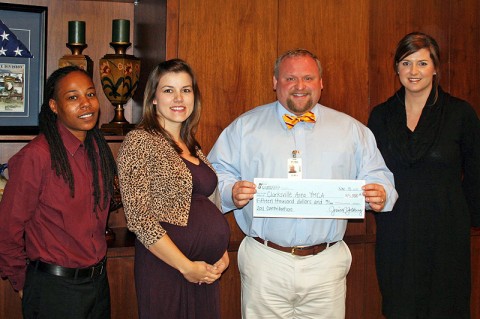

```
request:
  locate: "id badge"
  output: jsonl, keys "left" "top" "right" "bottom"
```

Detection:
{"left": 287, "top": 157, "right": 302, "bottom": 179}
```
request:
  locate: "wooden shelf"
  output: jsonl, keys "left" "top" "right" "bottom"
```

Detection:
{"left": 0, "top": 135, "right": 37, "bottom": 142}
{"left": 75, "top": 0, "right": 136, "bottom": 3}
{"left": 0, "top": 134, "right": 124, "bottom": 142}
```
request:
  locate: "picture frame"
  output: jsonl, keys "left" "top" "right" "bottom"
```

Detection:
{"left": 0, "top": 4, "right": 47, "bottom": 135}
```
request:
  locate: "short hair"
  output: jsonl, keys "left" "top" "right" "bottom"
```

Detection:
{"left": 394, "top": 32, "right": 441, "bottom": 92}
{"left": 274, "top": 49, "right": 323, "bottom": 79}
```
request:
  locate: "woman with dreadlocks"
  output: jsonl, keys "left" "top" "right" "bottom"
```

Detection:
{"left": 0, "top": 66, "right": 117, "bottom": 319}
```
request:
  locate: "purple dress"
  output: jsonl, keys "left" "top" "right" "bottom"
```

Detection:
{"left": 134, "top": 158, "right": 230, "bottom": 319}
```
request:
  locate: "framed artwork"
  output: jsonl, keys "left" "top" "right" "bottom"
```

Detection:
{"left": 0, "top": 4, "right": 47, "bottom": 134}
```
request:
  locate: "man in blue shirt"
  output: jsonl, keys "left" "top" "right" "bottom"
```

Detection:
{"left": 208, "top": 49, "right": 398, "bottom": 318}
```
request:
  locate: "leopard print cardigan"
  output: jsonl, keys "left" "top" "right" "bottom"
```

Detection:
{"left": 117, "top": 129, "right": 218, "bottom": 248}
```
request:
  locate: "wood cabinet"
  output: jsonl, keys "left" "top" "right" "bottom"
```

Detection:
{"left": 105, "top": 228, "right": 137, "bottom": 319}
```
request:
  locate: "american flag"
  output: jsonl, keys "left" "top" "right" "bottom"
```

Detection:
{"left": 0, "top": 19, "right": 33, "bottom": 58}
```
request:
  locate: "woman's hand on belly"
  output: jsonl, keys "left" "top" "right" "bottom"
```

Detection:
{"left": 149, "top": 234, "right": 222, "bottom": 284}
{"left": 197, "top": 251, "right": 230, "bottom": 285}
{"left": 213, "top": 251, "right": 230, "bottom": 275}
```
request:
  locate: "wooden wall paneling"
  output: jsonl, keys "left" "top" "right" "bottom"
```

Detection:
{"left": 170, "top": 2, "right": 278, "bottom": 317}
{"left": 345, "top": 220, "right": 367, "bottom": 241}
{"left": 219, "top": 251, "right": 241, "bottom": 319}
{"left": 448, "top": 0, "right": 480, "bottom": 115}
{"left": 368, "top": 0, "right": 401, "bottom": 109}
{"left": 364, "top": 242, "right": 385, "bottom": 319}
{"left": 175, "top": 0, "right": 278, "bottom": 153}
{"left": 107, "top": 251, "right": 138, "bottom": 319}
{"left": 224, "top": 213, "right": 245, "bottom": 249}
{"left": 0, "top": 279, "right": 22, "bottom": 318}
{"left": 219, "top": 214, "right": 244, "bottom": 318}
{"left": 346, "top": 243, "right": 366, "bottom": 318}
{"left": 278, "top": 0, "right": 370, "bottom": 241}
{"left": 368, "top": 0, "right": 452, "bottom": 111}
{"left": 278, "top": 0, "right": 370, "bottom": 124}
{"left": 366, "top": 211, "right": 377, "bottom": 236}
{"left": 165, "top": 0, "right": 180, "bottom": 60}
{"left": 133, "top": 0, "right": 167, "bottom": 123}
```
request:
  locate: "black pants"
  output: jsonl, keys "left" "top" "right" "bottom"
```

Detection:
{"left": 22, "top": 263, "right": 111, "bottom": 319}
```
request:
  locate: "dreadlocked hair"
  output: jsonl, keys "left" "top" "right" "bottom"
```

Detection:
{"left": 39, "top": 65, "right": 117, "bottom": 211}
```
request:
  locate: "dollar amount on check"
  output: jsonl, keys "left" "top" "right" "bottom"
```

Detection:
{"left": 253, "top": 178, "right": 365, "bottom": 219}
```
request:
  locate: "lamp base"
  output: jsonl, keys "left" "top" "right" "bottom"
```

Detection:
{"left": 59, "top": 54, "right": 94, "bottom": 77}
{"left": 101, "top": 122, "right": 135, "bottom": 136}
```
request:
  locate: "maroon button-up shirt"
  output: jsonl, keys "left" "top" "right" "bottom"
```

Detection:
{"left": 0, "top": 124, "right": 109, "bottom": 291}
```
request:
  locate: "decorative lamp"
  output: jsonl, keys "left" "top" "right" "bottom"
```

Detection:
{"left": 99, "top": 19, "right": 140, "bottom": 135}
{"left": 58, "top": 21, "right": 93, "bottom": 76}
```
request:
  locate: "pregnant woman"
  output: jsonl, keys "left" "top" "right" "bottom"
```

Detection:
{"left": 117, "top": 59, "right": 230, "bottom": 319}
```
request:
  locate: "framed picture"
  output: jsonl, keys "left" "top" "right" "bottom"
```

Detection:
{"left": 0, "top": 4, "right": 47, "bottom": 134}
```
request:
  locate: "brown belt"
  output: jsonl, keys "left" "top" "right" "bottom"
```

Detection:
{"left": 253, "top": 237, "right": 338, "bottom": 256}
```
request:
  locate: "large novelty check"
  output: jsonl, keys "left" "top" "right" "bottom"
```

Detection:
{"left": 253, "top": 178, "right": 365, "bottom": 219}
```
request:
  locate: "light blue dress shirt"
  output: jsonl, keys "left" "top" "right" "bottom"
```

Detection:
{"left": 208, "top": 102, "right": 397, "bottom": 246}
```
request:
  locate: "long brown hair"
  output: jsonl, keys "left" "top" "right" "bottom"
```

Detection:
{"left": 138, "top": 59, "right": 201, "bottom": 155}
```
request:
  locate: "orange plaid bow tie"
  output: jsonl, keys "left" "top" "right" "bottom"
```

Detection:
{"left": 282, "top": 111, "right": 316, "bottom": 129}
